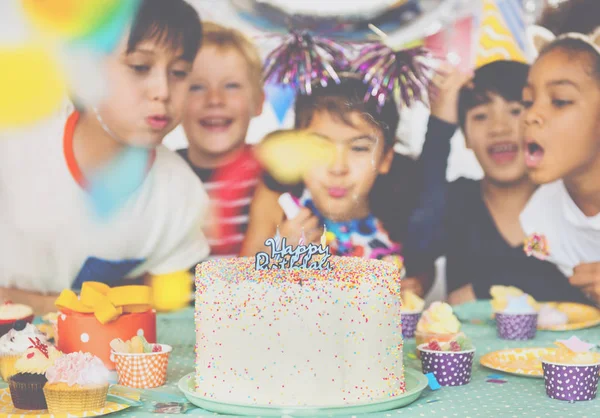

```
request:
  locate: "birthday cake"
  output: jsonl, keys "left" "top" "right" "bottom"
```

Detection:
{"left": 194, "top": 240, "right": 405, "bottom": 406}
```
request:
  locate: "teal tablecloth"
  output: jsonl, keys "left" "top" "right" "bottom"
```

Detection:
{"left": 6, "top": 302, "right": 600, "bottom": 417}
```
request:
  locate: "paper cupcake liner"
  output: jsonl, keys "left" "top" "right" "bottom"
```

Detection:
{"left": 8, "top": 375, "right": 48, "bottom": 410}
{"left": 495, "top": 312, "right": 538, "bottom": 340}
{"left": 401, "top": 312, "right": 421, "bottom": 338}
{"left": 542, "top": 361, "right": 600, "bottom": 401}
{"left": 43, "top": 383, "right": 108, "bottom": 413}
{"left": 0, "top": 354, "right": 21, "bottom": 381}
{"left": 112, "top": 344, "right": 171, "bottom": 388}
{"left": 419, "top": 345, "right": 475, "bottom": 386}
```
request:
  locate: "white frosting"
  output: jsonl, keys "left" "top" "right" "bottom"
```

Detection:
{"left": 0, "top": 323, "right": 48, "bottom": 355}
{"left": 257, "top": 0, "right": 403, "bottom": 18}
{"left": 195, "top": 257, "right": 405, "bottom": 406}
{"left": 0, "top": 303, "right": 33, "bottom": 320}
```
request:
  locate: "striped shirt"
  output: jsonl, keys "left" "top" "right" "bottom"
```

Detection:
{"left": 177, "top": 147, "right": 261, "bottom": 258}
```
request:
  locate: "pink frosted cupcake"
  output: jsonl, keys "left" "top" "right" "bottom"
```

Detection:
{"left": 44, "top": 352, "right": 109, "bottom": 413}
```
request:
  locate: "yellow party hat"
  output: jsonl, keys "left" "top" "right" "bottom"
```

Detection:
{"left": 476, "top": 0, "right": 527, "bottom": 68}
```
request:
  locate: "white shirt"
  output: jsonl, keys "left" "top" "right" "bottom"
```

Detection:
{"left": 0, "top": 108, "right": 210, "bottom": 294}
{"left": 520, "top": 180, "right": 600, "bottom": 277}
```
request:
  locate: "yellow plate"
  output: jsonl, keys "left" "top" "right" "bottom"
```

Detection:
{"left": 0, "top": 386, "right": 137, "bottom": 418}
{"left": 538, "top": 302, "right": 600, "bottom": 331}
{"left": 480, "top": 347, "right": 556, "bottom": 378}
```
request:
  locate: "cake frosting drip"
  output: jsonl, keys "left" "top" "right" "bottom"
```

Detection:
{"left": 195, "top": 256, "right": 405, "bottom": 406}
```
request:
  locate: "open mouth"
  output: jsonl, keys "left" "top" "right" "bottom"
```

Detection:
{"left": 199, "top": 118, "right": 233, "bottom": 131}
{"left": 487, "top": 142, "right": 519, "bottom": 165}
{"left": 525, "top": 140, "right": 545, "bottom": 168}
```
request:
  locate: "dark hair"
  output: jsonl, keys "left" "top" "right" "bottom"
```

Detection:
{"left": 538, "top": 0, "right": 600, "bottom": 36}
{"left": 539, "top": 37, "right": 600, "bottom": 83}
{"left": 458, "top": 60, "right": 529, "bottom": 131}
{"left": 273, "top": 77, "right": 420, "bottom": 243}
{"left": 128, "top": 0, "right": 203, "bottom": 62}
{"left": 294, "top": 77, "right": 400, "bottom": 148}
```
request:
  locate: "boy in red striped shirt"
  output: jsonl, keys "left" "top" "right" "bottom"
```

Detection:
{"left": 178, "top": 22, "right": 265, "bottom": 258}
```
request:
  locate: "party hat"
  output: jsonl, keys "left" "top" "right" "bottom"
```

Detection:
{"left": 476, "top": 0, "right": 527, "bottom": 67}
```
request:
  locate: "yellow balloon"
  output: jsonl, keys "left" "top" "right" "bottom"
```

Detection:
{"left": 21, "top": 0, "right": 122, "bottom": 38}
{"left": 0, "top": 45, "right": 66, "bottom": 127}
{"left": 146, "top": 271, "right": 192, "bottom": 312}
{"left": 256, "top": 130, "right": 336, "bottom": 184}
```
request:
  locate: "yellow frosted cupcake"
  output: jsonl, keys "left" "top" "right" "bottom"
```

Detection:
{"left": 0, "top": 321, "right": 49, "bottom": 381}
{"left": 44, "top": 352, "right": 109, "bottom": 413}
{"left": 415, "top": 302, "right": 462, "bottom": 358}
{"left": 8, "top": 338, "right": 62, "bottom": 410}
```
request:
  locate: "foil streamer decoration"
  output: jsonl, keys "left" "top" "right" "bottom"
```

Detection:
{"left": 352, "top": 42, "right": 436, "bottom": 110}
{"left": 263, "top": 30, "right": 352, "bottom": 95}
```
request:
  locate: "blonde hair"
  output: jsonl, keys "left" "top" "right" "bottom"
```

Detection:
{"left": 201, "top": 22, "right": 264, "bottom": 93}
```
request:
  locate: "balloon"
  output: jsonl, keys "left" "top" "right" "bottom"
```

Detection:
{"left": 255, "top": 130, "right": 336, "bottom": 185}
{"left": 67, "top": 0, "right": 141, "bottom": 54}
{"left": 87, "top": 147, "right": 151, "bottom": 220}
{"left": 20, "top": 0, "right": 122, "bottom": 39}
{"left": 0, "top": 45, "right": 66, "bottom": 127}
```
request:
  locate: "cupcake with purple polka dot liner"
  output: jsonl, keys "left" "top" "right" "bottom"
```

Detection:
{"left": 541, "top": 336, "right": 600, "bottom": 402}
{"left": 491, "top": 286, "right": 539, "bottom": 340}
{"left": 417, "top": 335, "right": 475, "bottom": 386}
{"left": 400, "top": 291, "right": 424, "bottom": 338}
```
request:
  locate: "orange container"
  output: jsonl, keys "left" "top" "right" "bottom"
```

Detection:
{"left": 56, "top": 310, "right": 156, "bottom": 370}
{"left": 112, "top": 344, "right": 171, "bottom": 388}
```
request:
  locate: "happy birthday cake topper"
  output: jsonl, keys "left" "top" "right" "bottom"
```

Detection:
{"left": 255, "top": 226, "right": 332, "bottom": 270}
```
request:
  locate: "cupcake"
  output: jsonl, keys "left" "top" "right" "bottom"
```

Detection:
{"left": 415, "top": 302, "right": 461, "bottom": 358}
{"left": 0, "top": 302, "right": 34, "bottom": 337}
{"left": 541, "top": 336, "right": 600, "bottom": 401}
{"left": 0, "top": 320, "right": 49, "bottom": 381}
{"left": 8, "top": 338, "right": 62, "bottom": 410}
{"left": 490, "top": 285, "right": 539, "bottom": 313}
{"left": 401, "top": 291, "right": 425, "bottom": 338}
{"left": 494, "top": 293, "right": 538, "bottom": 340}
{"left": 111, "top": 336, "right": 172, "bottom": 388}
{"left": 418, "top": 335, "right": 475, "bottom": 386}
{"left": 44, "top": 352, "right": 109, "bottom": 413}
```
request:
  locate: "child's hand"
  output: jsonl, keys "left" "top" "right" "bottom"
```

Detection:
{"left": 429, "top": 64, "right": 473, "bottom": 125}
{"left": 280, "top": 208, "right": 321, "bottom": 246}
{"left": 569, "top": 262, "right": 600, "bottom": 305}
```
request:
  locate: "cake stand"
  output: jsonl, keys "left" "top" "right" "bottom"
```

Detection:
{"left": 178, "top": 368, "right": 428, "bottom": 416}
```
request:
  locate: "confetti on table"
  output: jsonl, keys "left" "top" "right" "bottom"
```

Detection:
{"left": 426, "top": 372, "right": 441, "bottom": 390}
{"left": 486, "top": 379, "right": 507, "bottom": 384}
{"left": 426, "top": 399, "right": 441, "bottom": 404}
{"left": 487, "top": 374, "right": 505, "bottom": 380}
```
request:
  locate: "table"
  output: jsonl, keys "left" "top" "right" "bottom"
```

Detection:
{"left": 4, "top": 302, "right": 600, "bottom": 417}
